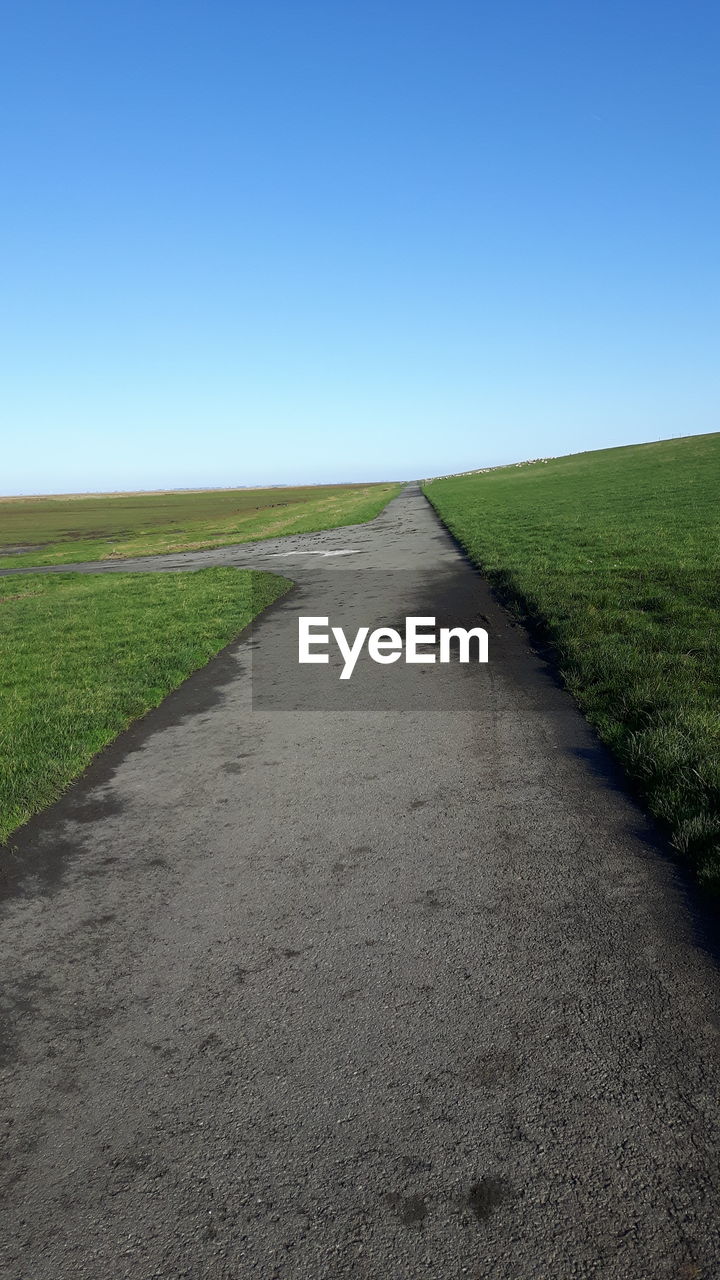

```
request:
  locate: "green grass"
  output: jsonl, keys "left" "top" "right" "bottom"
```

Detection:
{"left": 0, "top": 481, "right": 402, "bottom": 568}
{"left": 0, "top": 568, "right": 291, "bottom": 842}
{"left": 425, "top": 433, "right": 720, "bottom": 889}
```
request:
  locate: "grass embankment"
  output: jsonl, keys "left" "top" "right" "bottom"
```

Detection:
{"left": 0, "top": 568, "right": 291, "bottom": 842}
{"left": 425, "top": 433, "right": 720, "bottom": 888}
{"left": 0, "top": 482, "right": 402, "bottom": 568}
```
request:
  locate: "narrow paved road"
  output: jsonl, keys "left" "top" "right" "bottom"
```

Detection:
{"left": 2, "top": 486, "right": 720, "bottom": 1278}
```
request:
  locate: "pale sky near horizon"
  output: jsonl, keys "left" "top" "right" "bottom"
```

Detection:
{"left": 2, "top": 1, "right": 719, "bottom": 494}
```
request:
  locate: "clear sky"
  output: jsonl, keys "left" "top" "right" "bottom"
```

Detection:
{"left": 2, "top": 1, "right": 718, "bottom": 493}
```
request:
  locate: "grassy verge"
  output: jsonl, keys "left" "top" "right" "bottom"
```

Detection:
{"left": 0, "top": 482, "right": 402, "bottom": 568}
{"left": 0, "top": 568, "right": 291, "bottom": 842}
{"left": 424, "top": 433, "right": 720, "bottom": 889}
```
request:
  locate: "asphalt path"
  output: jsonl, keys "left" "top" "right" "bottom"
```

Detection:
{"left": 2, "top": 485, "right": 720, "bottom": 1278}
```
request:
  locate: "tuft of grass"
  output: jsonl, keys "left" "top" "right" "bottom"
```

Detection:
{"left": 425, "top": 433, "right": 720, "bottom": 889}
{"left": 0, "top": 568, "right": 291, "bottom": 842}
{"left": 0, "top": 482, "right": 402, "bottom": 568}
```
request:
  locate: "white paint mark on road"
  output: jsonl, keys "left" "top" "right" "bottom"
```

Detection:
{"left": 266, "top": 549, "right": 360, "bottom": 558}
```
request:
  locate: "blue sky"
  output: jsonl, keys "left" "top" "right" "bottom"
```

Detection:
{"left": 2, "top": 1, "right": 718, "bottom": 493}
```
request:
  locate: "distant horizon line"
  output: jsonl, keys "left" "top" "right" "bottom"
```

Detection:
{"left": 0, "top": 479, "right": 404, "bottom": 502}
{"left": 1, "top": 429, "right": 716, "bottom": 501}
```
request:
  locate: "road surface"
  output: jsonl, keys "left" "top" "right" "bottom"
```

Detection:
{"left": 2, "top": 485, "right": 720, "bottom": 1278}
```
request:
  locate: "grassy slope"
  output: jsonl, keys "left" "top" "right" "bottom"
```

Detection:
{"left": 425, "top": 433, "right": 720, "bottom": 887}
{"left": 0, "top": 568, "right": 291, "bottom": 842}
{"left": 0, "top": 482, "right": 402, "bottom": 568}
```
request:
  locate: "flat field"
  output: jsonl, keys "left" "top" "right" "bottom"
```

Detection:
{"left": 0, "top": 568, "right": 291, "bottom": 842}
{"left": 425, "top": 433, "right": 720, "bottom": 887}
{"left": 0, "top": 482, "right": 401, "bottom": 568}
